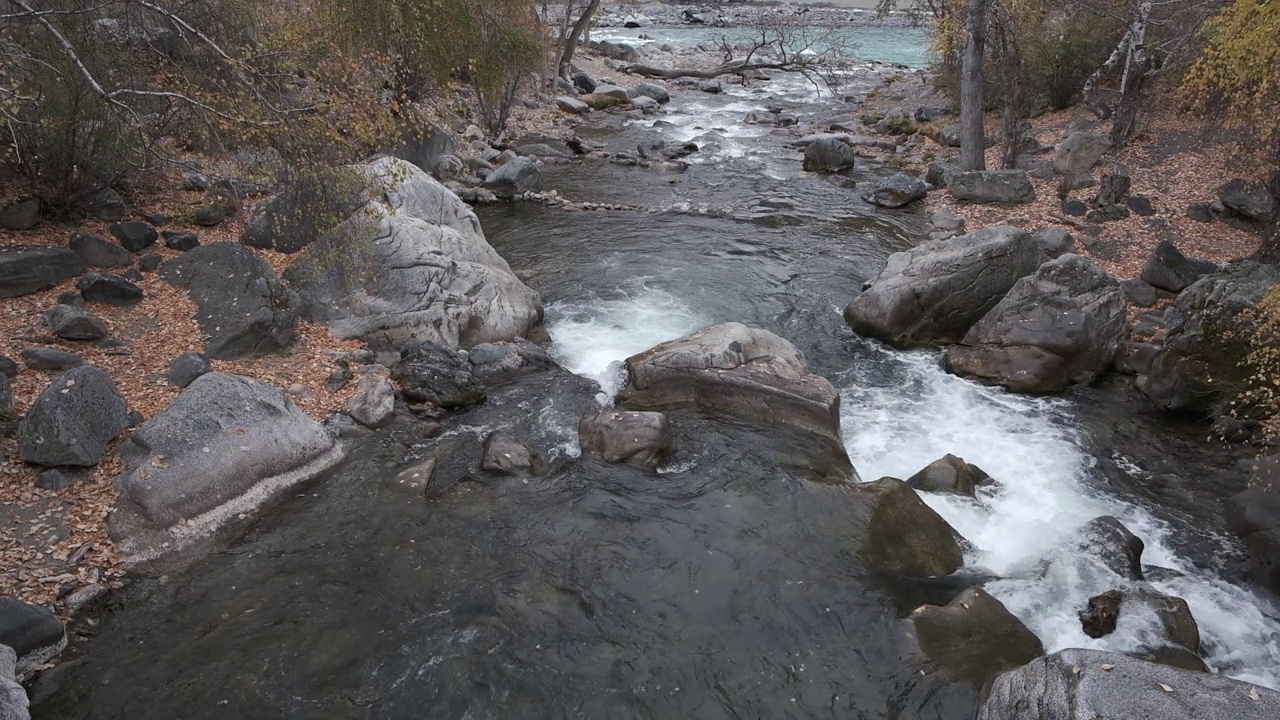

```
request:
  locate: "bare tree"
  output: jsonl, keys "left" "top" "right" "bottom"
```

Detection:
{"left": 959, "top": 0, "right": 987, "bottom": 171}
{"left": 557, "top": 0, "right": 600, "bottom": 78}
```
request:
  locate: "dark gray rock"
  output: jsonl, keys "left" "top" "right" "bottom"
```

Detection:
{"left": 571, "top": 70, "right": 596, "bottom": 93}
{"left": 619, "top": 322, "right": 852, "bottom": 479}
{"left": 0, "top": 356, "right": 16, "bottom": 379}
{"left": 166, "top": 352, "right": 211, "bottom": 388}
{"left": 1062, "top": 199, "right": 1088, "bottom": 216}
{"left": 946, "top": 254, "right": 1127, "bottom": 393}
{"left": 432, "top": 155, "right": 465, "bottom": 183}
{"left": 1033, "top": 226, "right": 1074, "bottom": 257}
{"left": 579, "top": 409, "right": 672, "bottom": 470}
{"left": 554, "top": 96, "right": 590, "bottom": 115}
{"left": 516, "top": 143, "right": 571, "bottom": 159}
{"left": 0, "top": 249, "right": 86, "bottom": 299}
{"left": 0, "top": 597, "right": 65, "bottom": 675}
{"left": 137, "top": 254, "right": 162, "bottom": 273}
{"left": 161, "top": 231, "right": 200, "bottom": 252}
{"left": 1127, "top": 195, "right": 1155, "bottom": 216}
{"left": 1187, "top": 203, "right": 1214, "bottom": 222}
{"left": 325, "top": 365, "right": 352, "bottom": 393}
{"left": 1075, "top": 516, "right": 1145, "bottom": 580}
{"left": 159, "top": 243, "right": 297, "bottom": 359}
{"left": 845, "top": 226, "right": 1047, "bottom": 348}
{"left": 859, "top": 477, "right": 963, "bottom": 577}
{"left": 1217, "top": 178, "right": 1274, "bottom": 223}
{"left": 76, "top": 272, "right": 142, "bottom": 307}
{"left": 910, "top": 588, "right": 1043, "bottom": 687}
{"left": 802, "top": 137, "right": 856, "bottom": 173}
{"left": 385, "top": 457, "right": 435, "bottom": 496}
{"left": 120, "top": 268, "right": 143, "bottom": 283}
{"left": 864, "top": 173, "right": 927, "bottom": 208}
{"left": 949, "top": 170, "right": 1036, "bottom": 204}
{"left": 56, "top": 292, "right": 83, "bottom": 308}
{"left": 34, "top": 469, "right": 70, "bottom": 491}
{"left": 480, "top": 432, "right": 539, "bottom": 475}
{"left": 0, "top": 375, "right": 10, "bottom": 412}
{"left": 931, "top": 210, "right": 965, "bottom": 233}
{"left": 18, "top": 365, "right": 128, "bottom": 467}
{"left": 915, "top": 106, "right": 952, "bottom": 122}
{"left": 393, "top": 122, "right": 457, "bottom": 177}
{"left": 84, "top": 187, "right": 126, "bottom": 221}
{"left": 1054, "top": 131, "right": 1110, "bottom": 176}
{"left": 0, "top": 198, "right": 38, "bottom": 230}
{"left": 1093, "top": 173, "right": 1131, "bottom": 206}
{"left": 482, "top": 157, "right": 544, "bottom": 198}
{"left": 630, "top": 82, "right": 670, "bottom": 104}
{"left": 467, "top": 339, "right": 552, "bottom": 381}
{"left": 933, "top": 122, "right": 962, "bottom": 147}
{"left": 1120, "top": 278, "right": 1157, "bottom": 307}
{"left": 68, "top": 232, "right": 131, "bottom": 268}
{"left": 925, "top": 161, "right": 958, "bottom": 188}
{"left": 392, "top": 341, "right": 486, "bottom": 409}
{"left": 108, "top": 222, "right": 157, "bottom": 253}
{"left": 977, "top": 649, "right": 1280, "bottom": 720}
{"left": 19, "top": 348, "right": 82, "bottom": 372}
{"left": 346, "top": 375, "right": 394, "bottom": 428}
{"left": 1140, "top": 241, "right": 1218, "bottom": 293}
{"left": 907, "top": 454, "right": 991, "bottom": 497}
{"left": 109, "top": 372, "right": 343, "bottom": 571}
{"left": 44, "top": 305, "right": 107, "bottom": 341}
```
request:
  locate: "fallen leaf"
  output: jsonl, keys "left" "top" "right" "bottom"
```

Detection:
{"left": 1100, "top": 664, "right": 1114, "bottom": 671}
{"left": 1250, "top": 688, "right": 1261, "bottom": 701}
{"left": 1159, "top": 683, "right": 1174, "bottom": 692}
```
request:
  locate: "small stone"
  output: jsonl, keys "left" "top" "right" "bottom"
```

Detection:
{"left": 192, "top": 204, "right": 228, "bottom": 227}
{"left": 0, "top": 197, "right": 39, "bottom": 230}
{"left": 166, "top": 352, "right": 211, "bottom": 388}
{"left": 20, "top": 347, "right": 84, "bottom": 371}
{"left": 1120, "top": 279, "right": 1158, "bottom": 308}
{"left": 1034, "top": 227, "right": 1075, "bottom": 258}
{"left": 1127, "top": 195, "right": 1155, "bottom": 216}
{"left": 1063, "top": 199, "right": 1088, "bottom": 216}
{"left": 44, "top": 305, "right": 108, "bottom": 341}
{"left": 69, "top": 232, "right": 132, "bottom": 268}
{"left": 138, "top": 254, "right": 162, "bottom": 273}
{"left": 1086, "top": 204, "right": 1130, "bottom": 223}
{"left": 126, "top": 410, "right": 144, "bottom": 427}
{"left": 931, "top": 210, "right": 965, "bottom": 233}
{"left": 162, "top": 230, "right": 200, "bottom": 252}
{"left": 77, "top": 272, "right": 143, "bottom": 306}
{"left": 286, "top": 383, "right": 307, "bottom": 396}
{"left": 35, "top": 469, "right": 71, "bottom": 491}
{"left": 325, "top": 365, "right": 353, "bottom": 392}
{"left": 1186, "top": 203, "right": 1214, "bottom": 223}
{"left": 109, "top": 222, "right": 158, "bottom": 252}
{"left": 57, "top": 293, "right": 84, "bottom": 308}
{"left": 0, "top": 355, "right": 16, "bottom": 379}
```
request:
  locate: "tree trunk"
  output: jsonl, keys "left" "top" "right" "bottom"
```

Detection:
{"left": 1256, "top": 167, "right": 1280, "bottom": 265}
{"left": 558, "top": 0, "right": 601, "bottom": 79}
{"left": 1109, "top": 0, "right": 1153, "bottom": 144}
{"left": 959, "top": 0, "right": 987, "bottom": 171}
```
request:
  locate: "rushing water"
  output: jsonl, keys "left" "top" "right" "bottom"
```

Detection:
{"left": 35, "top": 20, "right": 1280, "bottom": 720}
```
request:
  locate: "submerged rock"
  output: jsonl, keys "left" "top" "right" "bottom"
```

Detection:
{"left": 618, "top": 322, "right": 852, "bottom": 478}
{"left": 859, "top": 477, "right": 964, "bottom": 577}
{"left": 392, "top": 341, "right": 486, "bottom": 410}
{"left": 910, "top": 587, "right": 1043, "bottom": 687}
{"left": 978, "top": 649, "right": 1280, "bottom": 720}
{"left": 845, "top": 226, "right": 1046, "bottom": 348}
{"left": 109, "top": 373, "right": 344, "bottom": 572}
{"left": 802, "top": 137, "right": 856, "bottom": 173}
{"left": 578, "top": 409, "right": 672, "bottom": 470}
{"left": 945, "top": 254, "right": 1127, "bottom": 393}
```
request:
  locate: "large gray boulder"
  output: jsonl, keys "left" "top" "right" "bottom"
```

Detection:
{"left": 284, "top": 157, "right": 542, "bottom": 351}
{"left": 910, "top": 588, "right": 1043, "bottom": 687}
{"left": 1140, "top": 261, "right": 1280, "bottom": 415}
{"left": 618, "top": 322, "right": 852, "bottom": 478}
{"left": 1054, "top": 131, "right": 1111, "bottom": 176}
{"left": 1217, "top": 178, "right": 1274, "bottom": 223}
{"left": 0, "top": 644, "right": 29, "bottom": 720}
{"left": 578, "top": 409, "right": 673, "bottom": 470}
{"left": 949, "top": 170, "right": 1036, "bottom": 204}
{"left": 802, "top": 137, "right": 856, "bottom": 173}
{"left": 945, "top": 254, "right": 1127, "bottom": 393}
{"left": 0, "top": 248, "right": 85, "bottom": 299}
{"left": 108, "top": 373, "right": 344, "bottom": 572}
{"left": 859, "top": 477, "right": 964, "bottom": 576}
{"left": 978, "top": 649, "right": 1280, "bottom": 720}
{"left": 845, "top": 226, "right": 1047, "bottom": 348}
{"left": 18, "top": 366, "right": 129, "bottom": 467}
{"left": 481, "top": 156, "right": 544, "bottom": 198}
{"left": 160, "top": 242, "right": 298, "bottom": 359}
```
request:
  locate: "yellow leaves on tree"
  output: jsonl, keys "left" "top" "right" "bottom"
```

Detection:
{"left": 1183, "top": 0, "right": 1280, "bottom": 148}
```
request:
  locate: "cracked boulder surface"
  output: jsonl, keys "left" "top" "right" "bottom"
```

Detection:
{"left": 158, "top": 242, "right": 299, "bottom": 360}
{"left": 284, "top": 157, "right": 543, "bottom": 351}
{"left": 844, "top": 226, "right": 1047, "bottom": 348}
{"left": 945, "top": 254, "right": 1127, "bottom": 393}
{"left": 618, "top": 322, "right": 854, "bottom": 479}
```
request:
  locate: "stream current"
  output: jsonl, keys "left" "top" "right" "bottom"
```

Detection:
{"left": 35, "top": 23, "right": 1280, "bottom": 720}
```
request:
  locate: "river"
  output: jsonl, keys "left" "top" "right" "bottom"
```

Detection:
{"left": 33, "top": 22, "right": 1280, "bottom": 720}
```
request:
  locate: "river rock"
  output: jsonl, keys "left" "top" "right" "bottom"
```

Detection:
{"left": 109, "top": 372, "right": 345, "bottom": 572}
{"left": 845, "top": 226, "right": 1046, "bottom": 348}
{"left": 432, "top": 155, "right": 465, "bottom": 182}
{"left": 1075, "top": 516, "right": 1145, "bottom": 580}
{"left": 618, "top": 322, "right": 852, "bottom": 478}
{"left": 1140, "top": 261, "right": 1280, "bottom": 415}
{"left": 555, "top": 96, "right": 590, "bottom": 114}
{"left": 18, "top": 366, "right": 129, "bottom": 467}
{"left": 240, "top": 169, "right": 368, "bottom": 254}
{"left": 159, "top": 243, "right": 297, "bottom": 359}
{"left": 0, "top": 644, "right": 29, "bottom": 719}
{"left": 910, "top": 588, "right": 1043, "bottom": 687}
{"left": 480, "top": 432, "right": 539, "bottom": 475}
{"left": 44, "top": 305, "right": 107, "bottom": 341}
{"left": 925, "top": 161, "right": 958, "bottom": 188}
{"left": 0, "top": 248, "right": 85, "bottom": 299}
{"left": 802, "top": 137, "right": 856, "bottom": 173}
{"left": 19, "top": 348, "right": 82, "bottom": 372}
{"left": 0, "top": 598, "right": 65, "bottom": 678}
{"left": 346, "top": 375, "right": 395, "bottom": 428}
{"left": 392, "top": 341, "right": 486, "bottom": 409}
{"left": 630, "top": 95, "right": 659, "bottom": 112}
{"left": 467, "top": 339, "right": 552, "bottom": 381}
{"left": 1033, "top": 226, "right": 1074, "bottom": 258}
{"left": 978, "top": 649, "right": 1280, "bottom": 720}
{"left": 285, "top": 158, "right": 541, "bottom": 350}
{"left": 579, "top": 409, "right": 672, "bottom": 470}
{"left": 1217, "top": 178, "right": 1274, "bottom": 223}
{"left": 482, "top": 156, "right": 544, "bottom": 197}
{"left": 1078, "top": 586, "right": 1202, "bottom": 671}
{"left": 166, "top": 352, "right": 210, "bottom": 388}
{"left": 907, "top": 454, "right": 991, "bottom": 497}
{"left": 162, "top": 230, "right": 200, "bottom": 252}
{"left": 945, "top": 255, "right": 1127, "bottom": 393}
{"left": 1054, "top": 131, "right": 1111, "bottom": 176}
{"left": 864, "top": 173, "right": 927, "bottom": 208}
{"left": 386, "top": 457, "right": 435, "bottom": 496}
{"left": 68, "top": 232, "right": 131, "bottom": 268}
{"left": 1139, "top": 241, "right": 1217, "bottom": 293}
{"left": 860, "top": 478, "right": 963, "bottom": 576}
{"left": 949, "top": 170, "right": 1036, "bottom": 204}
{"left": 570, "top": 70, "right": 596, "bottom": 93}
{"left": 108, "top": 222, "right": 157, "bottom": 252}
{"left": 579, "top": 93, "right": 625, "bottom": 110}
{"left": 76, "top": 272, "right": 142, "bottom": 307}
{"left": 630, "top": 82, "right": 670, "bottom": 104}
